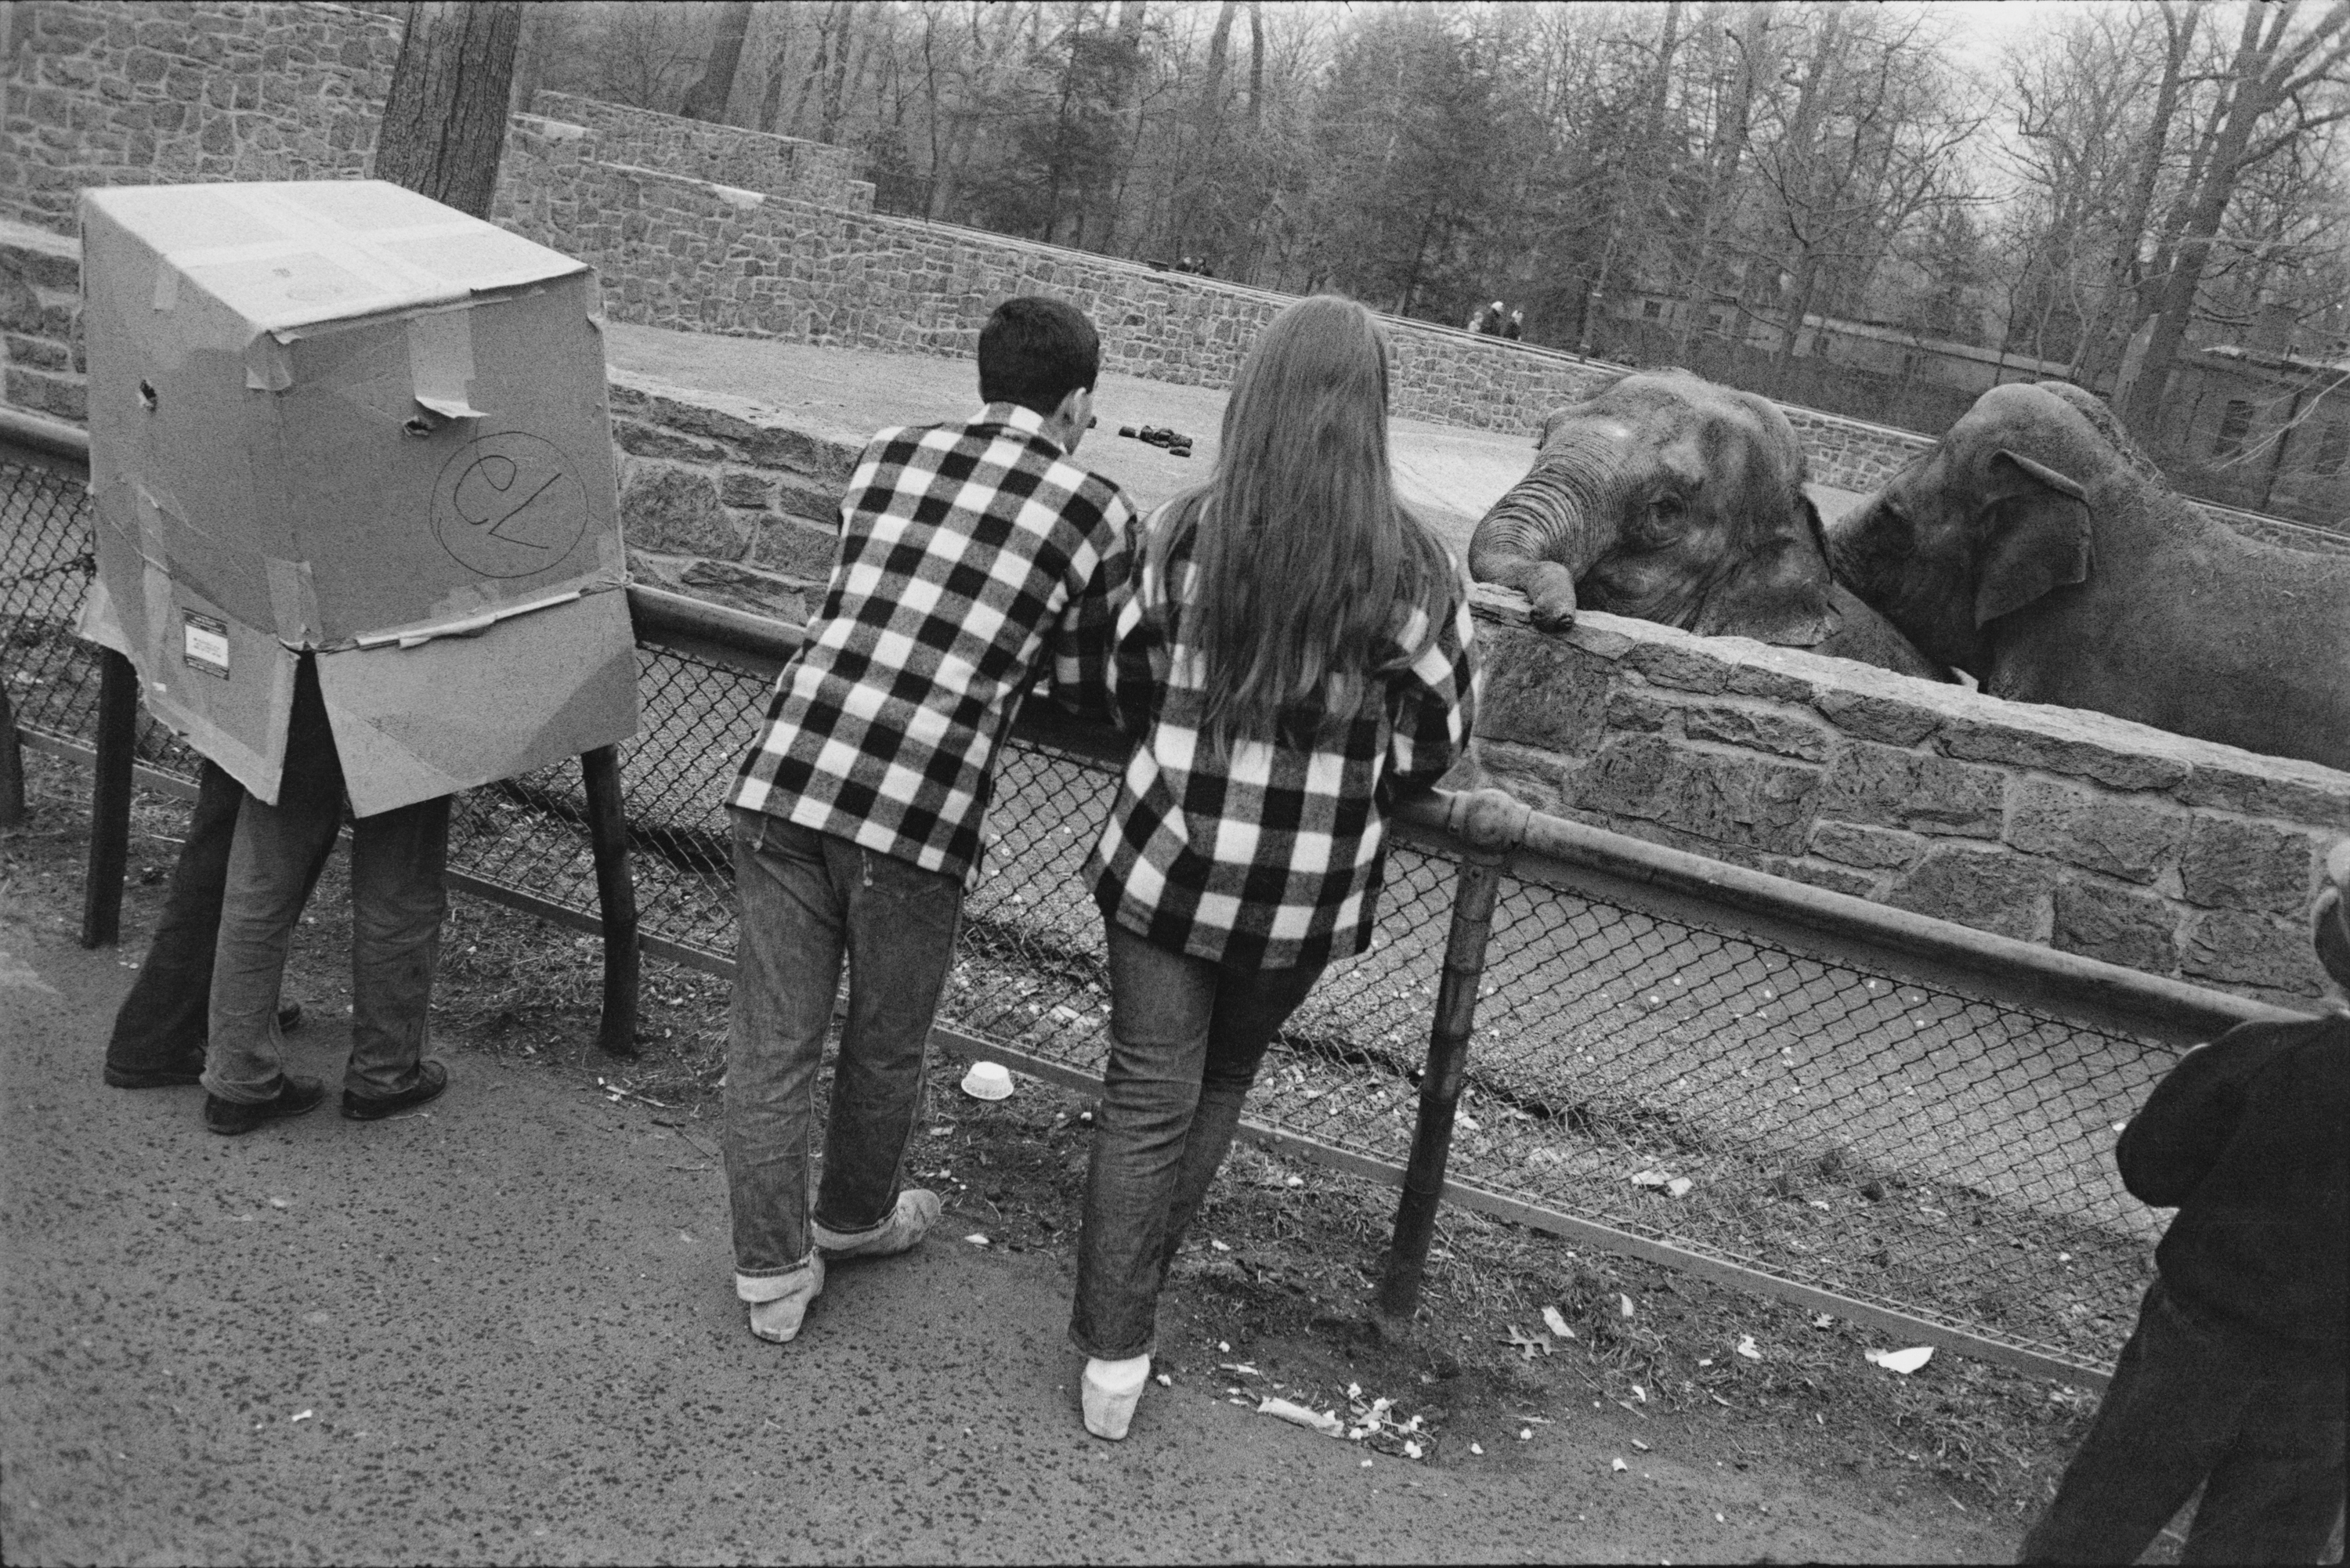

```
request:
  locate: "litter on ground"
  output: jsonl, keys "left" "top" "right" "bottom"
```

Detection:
{"left": 1865, "top": 1346, "right": 1936, "bottom": 1375}
{"left": 1258, "top": 1397, "right": 1345, "bottom": 1438}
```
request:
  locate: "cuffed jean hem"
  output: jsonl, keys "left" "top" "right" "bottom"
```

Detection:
{"left": 736, "top": 1258, "right": 821, "bottom": 1303}
{"left": 1068, "top": 1324, "right": 1157, "bottom": 1362}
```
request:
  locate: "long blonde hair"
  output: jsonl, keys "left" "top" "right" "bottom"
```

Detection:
{"left": 1158, "top": 294, "right": 1456, "bottom": 752}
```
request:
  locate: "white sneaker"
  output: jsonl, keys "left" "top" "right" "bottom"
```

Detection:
{"left": 739, "top": 1253, "right": 825, "bottom": 1343}
{"left": 813, "top": 1190, "right": 944, "bottom": 1259}
{"left": 1082, "top": 1354, "right": 1151, "bottom": 1440}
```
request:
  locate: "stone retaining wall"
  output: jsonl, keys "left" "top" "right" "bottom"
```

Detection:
{"left": 527, "top": 92, "right": 873, "bottom": 215}
{"left": 593, "top": 371, "right": 2350, "bottom": 1010}
{"left": 1469, "top": 594, "right": 2350, "bottom": 1008}
{"left": 0, "top": 0, "right": 399, "bottom": 233}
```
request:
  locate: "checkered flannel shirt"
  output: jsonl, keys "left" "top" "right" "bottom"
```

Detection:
{"left": 729, "top": 403, "right": 1134, "bottom": 884}
{"left": 1084, "top": 497, "right": 1480, "bottom": 970}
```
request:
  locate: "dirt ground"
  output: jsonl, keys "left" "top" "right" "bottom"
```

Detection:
{"left": 2, "top": 746, "right": 2207, "bottom": 1564}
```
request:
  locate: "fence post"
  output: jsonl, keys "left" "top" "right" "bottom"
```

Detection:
{"left": 0, "top": 684, "right": 24, "bottom": 828}
{"left": 1377, "top": 789, "right": 1530, "bottom": 1323}
{"left": 580, "top": 742, "right": 641, "bottom": 1057}
{"left": 81, "top": 648, "right": 138, "bottom": 948}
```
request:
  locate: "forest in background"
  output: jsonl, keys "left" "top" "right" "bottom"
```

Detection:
{"left": 493, "top": 0, "right": 2350, "bottom": 504}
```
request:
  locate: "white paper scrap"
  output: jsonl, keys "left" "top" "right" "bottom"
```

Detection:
{"left": 1257, "top": 1398, "right": 1346, "bottom": 1437}
{"left": 1865, "top": 1346, "right": 1936, "bottom": 1375}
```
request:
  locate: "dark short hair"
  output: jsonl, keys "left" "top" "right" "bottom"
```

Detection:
{"left": 978, "top": 297, "right": 1100, "bottom": 414}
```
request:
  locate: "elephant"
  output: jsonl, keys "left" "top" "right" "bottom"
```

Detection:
{"left": 1469, "top": 368, "right": 1948, "bottom": 680}
{"left": 1827, "top": 380, "right": 2350, "bottom": 771}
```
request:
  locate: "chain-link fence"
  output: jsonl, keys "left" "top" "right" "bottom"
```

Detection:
{"left": 10, "top": 434, "right": 2250, "bottom": 1389}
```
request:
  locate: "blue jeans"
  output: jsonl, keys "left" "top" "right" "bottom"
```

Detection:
{"left": 202, "top": 658, "right": 449, "bottom": 1104}
{"left": 106, "top": 760, "right": 324, "bottom": 1075}
{"left": 2020, "top": 1278, "right": 2345, "bottom": 1563}
{"left": 723, "top": 811, "right": 961, "bottom": 1289}
{"left": 1069, "top": 921, "right": 1325, "bottom": 1360}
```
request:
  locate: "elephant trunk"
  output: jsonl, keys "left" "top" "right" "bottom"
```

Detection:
{"left": 1470, "top": 438, "right": 1634, "bottom": 630}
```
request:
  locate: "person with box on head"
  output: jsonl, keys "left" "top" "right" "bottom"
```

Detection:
{"left": 76, "top": 181, "right": 639, "bottom": 1136}
{"left": 1065, "top": 295, "right": 1478, "bottom": 1440}
{"left": 722, "top": 296, "right": 1135, "bottom": 1344}
{"left": 2019, "top": 840, "right": 2348, "bottom": 1563}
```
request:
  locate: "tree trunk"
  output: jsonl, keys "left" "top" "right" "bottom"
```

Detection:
{"left": 790, "top": 2, "right": 841, "bottom": 139}
{"left": 681, "top": 0, "right": 755, "bottom": 124}
{"left": 373, "top": 0, "right": 523, "bottom": 220}
{"left": 1246, "top": 0, "right": 1264, "bottom": 129}
{"left": 1678, "top": 3, "right": 1767, "bottom": 362}
{"left": 757, "top": 47, "right": 787, "bottom": 133}
{"left": 2071, "top": 4, "right": 2195, "bottom": 391}
{"left": 1770, "top": 6, "right": 1846, "bottom": 373}
{"left": 819, "top": 2, "right": 860, "bottom": 141}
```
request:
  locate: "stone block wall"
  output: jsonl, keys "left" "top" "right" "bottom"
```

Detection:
{"left": 605, "top": 367, "right": 864, "bottom": 628}
{"left": 0, "top": 218, "right": 81, "bottom": 420}
{"left": 0, "top": 0, "right": 400, "bottom": 232}
{"left": 1468, "top": 592, "right": 2350, "bottom": 1007}
{"left": 529, "top": 92, "right": 873, "bottom": 215}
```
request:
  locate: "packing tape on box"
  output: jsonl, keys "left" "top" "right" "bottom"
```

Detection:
{"left": 349, "top": 586, "right": 585, "bottom": 652}
{"left": 264, "top": 556, "right": 323, "bottom": 648}
{"left": 406, "top": 307, "right": 486, "bottom": 421}
{"left": 244, "top": 334, "right": 294, "bottom": 392}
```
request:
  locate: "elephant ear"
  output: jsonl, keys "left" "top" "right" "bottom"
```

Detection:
{"left": 1973, "top": 449, "right": 2092, "bottom": 627}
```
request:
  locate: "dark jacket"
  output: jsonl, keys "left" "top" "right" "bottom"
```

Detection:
{"left": 2117, "top": 1012, "right": 2348, "bottom": 1360}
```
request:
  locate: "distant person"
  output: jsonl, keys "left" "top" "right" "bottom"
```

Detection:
{"left": 2019, "top": 840, "right": 2348, "bottom": 1563}
{"left": 1065, "top": 295, "right": 1478, "bottom": 1440}
{"left": 1502, "top": 309, "right": 1524, "bottom": 341}
{"left": 101, "top": 761, "right": 306, "bottom": 1089}
{"left": 722, "top": 297, "right": 1134, "bottom": 1345}
{"left": 200, "top": 658, "right": 452, "bottom": 1135}
{"left": 1477, "top": 300, "right": 1506, "bottom": 335}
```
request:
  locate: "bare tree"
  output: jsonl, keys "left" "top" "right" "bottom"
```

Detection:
{"left": 2117, "top": 0, "right": 2350, "bottom": 439}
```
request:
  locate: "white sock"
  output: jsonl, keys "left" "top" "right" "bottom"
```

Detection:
{"left": 1086, "top": 1353, "right": 1150, "bottom": 1393}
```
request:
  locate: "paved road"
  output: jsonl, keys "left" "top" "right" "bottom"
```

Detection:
{"left": 2, "top": 880, "right": 1965, "bottom": 1564}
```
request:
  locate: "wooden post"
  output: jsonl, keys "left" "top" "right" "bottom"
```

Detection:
{"left": 81, "top": 649, "right": 137, "bottom": 948}
{"left": 0, "top": 683, "right": 24, "bottom": 829}
{"left": 580, "top": 743, "right": 641, "bottom": 1057}
{"left": 1376, "top": 789, "right": 1528, "bottom": 1324}
{"left": 1376, "top": 851, "right": 1506, "bottom": 1323}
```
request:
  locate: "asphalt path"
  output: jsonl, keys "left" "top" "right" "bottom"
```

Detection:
{"left": 2, "top": 873, "right": 1965, "bottom": 1564}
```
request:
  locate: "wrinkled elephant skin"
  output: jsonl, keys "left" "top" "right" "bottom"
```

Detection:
{"left": 1469, "top": 368, "right": 1946, "bottom": 680}
{"left": 1828, "top": 380, "right": 2350, "bottom": 771}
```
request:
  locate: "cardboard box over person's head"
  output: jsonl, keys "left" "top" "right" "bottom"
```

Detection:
{"left": 76, "top": 179, "right": 638, "bottom": 817}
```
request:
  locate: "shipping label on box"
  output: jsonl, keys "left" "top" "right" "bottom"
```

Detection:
{"left": 79, "top": 180, "right": 638, "bottom": 813}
